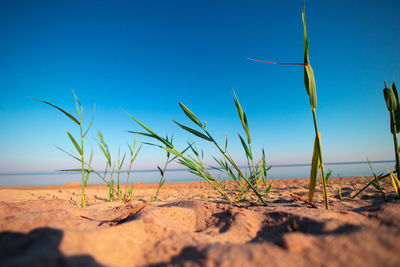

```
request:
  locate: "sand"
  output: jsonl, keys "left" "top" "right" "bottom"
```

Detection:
{"left": 0, "top": 177, "right": 399, "bottom": 267}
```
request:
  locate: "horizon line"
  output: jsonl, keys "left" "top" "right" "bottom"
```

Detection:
{"left": 0, "top": 160, "right": 395, "bottom": 176}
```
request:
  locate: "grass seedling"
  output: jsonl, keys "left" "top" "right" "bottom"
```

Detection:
{"left": 131, "top": 131, "right": 192, "bottom": 202}
{"left": 248, "top": 0, "right": 329, "bottom": 209}
{"left": 150, "top": 133, "right": 176, "bottom": 202}
{"left": 97, "top": 130, "right": 116, "bottom": 201}
{"left": 123, "top": 136, "right": 142, "bottom": 202}
{"left": 337, "top": 174, "right": 343, "bottom": 200}
{"left": 34, "top": 91, "right": 94, "bottom": 207}
{"left": 353, "top": 160, "right": 386, "bottom": 201}
{"left": 116, "top": 147, "right": 126, "bottom": 199}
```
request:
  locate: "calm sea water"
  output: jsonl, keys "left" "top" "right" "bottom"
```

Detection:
{"left": 0, "top": 161, "right": 395, "bottom": 187}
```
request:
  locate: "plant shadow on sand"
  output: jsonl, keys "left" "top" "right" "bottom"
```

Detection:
{"left": 0, "top": 227, "right": 104, "bottom": 267}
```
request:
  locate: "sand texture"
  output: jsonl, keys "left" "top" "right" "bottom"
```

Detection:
{"left": 0, "top": 177, "right": 399, "bottom": 267}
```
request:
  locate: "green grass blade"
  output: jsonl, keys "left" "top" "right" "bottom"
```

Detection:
{"left": 238, "top": 134, "right": 252, "bottom": 160}
{"left": 83, "top": 120, "right": 93, "bottom": 138}
{"left": 33, "top": 98, "right": 80, "bottom": 125}
{"left": 304, "top": 65, "right": 317, "bottom": 109}
{"left": 125, "top": 111, "right": 173, "bottom": 148}
{"left": 66, "top": 130, "right": 83, "bottom": 155}
{"left": 308, "top": 136, "right": 320, "bottom": 201}
{"left": 233, "top": 92, "right": 251, "bottom": 144}
{"left": 173, "top": 120, "right": 212, "bottom": 141}
{"left": 302, "top": 1, "right": 317, "bottom": 110}
{"left": 55, "top": 145, "right": 81, "bottom": 162}
{"left": 163, "top": 147, "right": 184, "bottom": 158}
{"left": 119, "top": 153, "right": 126, "bottom": 170}
{"left": 132, "top": 144, "right": 142, "bottom": 163}
{"left": 169, "top": 142, "right": 194, "bottom": 163}
{"left": 302, "top": 0, "right": 309, "bottom": 65}
{"left": 178, "top": 102, "right": 202, "bottom": 127}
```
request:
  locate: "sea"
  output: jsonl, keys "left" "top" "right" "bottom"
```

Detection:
{"left": 0, "top": 160, "right": 395, "bottom": 187}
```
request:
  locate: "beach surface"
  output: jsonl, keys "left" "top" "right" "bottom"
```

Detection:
{"left": 0, "top": 177, "right": 399, "bottom": 267}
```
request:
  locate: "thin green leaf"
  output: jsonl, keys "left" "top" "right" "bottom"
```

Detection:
{"left": 179, "top": 102, "right": 203, "bottom": 127}
{"left": 238, "top": 134, "right": 252, "bottom": 160}
{"left": 302, "top": 0, "right": 309, "bottom": 65}
{"left": 233, "top": 91, "right": 251, "bottom": 144}
{"left": 83, "top": 120, "right": 93, "bottom": 138}
{"left": 66, "top": 130, "right": 83, "bottom": 156}
{"left": 33, "top": 98, "right": 80, "bottom": 125}
{"left": 132, "top": 144, "right": 142, "bottom": 163}
{"left": 119, "top": 153, "right": 126, "bottom": 170}
{"left": 125, "top": 111, "right": 173, "bottom": 148}
{"left": 55, "top": 145, "right": 81, "bottom": 162}
{"left": 304, "top": 65, "right": 317, "bottom": 109}
{"left": 163, "top": 147, "right": 184, "bottom": 158}
{"left": 308, "top": 136, "right": 320, "bottom": 202}
{"left": 173, "top": 120, "right": 212, "bottom": 141}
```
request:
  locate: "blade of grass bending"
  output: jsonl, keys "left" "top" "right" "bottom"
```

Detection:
{"left": 55, "top": 145, "right": 81, "bottom": 162}
{"left": 127, "top": 131, "right": 155, "bottom": 139}
{"left": 238, "top": 134, "right": 252, "bottom": 160}
{"left": 66, "top": 130, "right": 83, "bottom": 155}
{"left": 83, "top": 120, "right": 93, "bottom": 138}
{"left": 33, "top": 98, "right": 80, "bottom": 125}
{"left": 178, "top": 102, "right": 203, "bottom": 127}
{"left": 233, "top": 92, "right": 251, "bottom": 144}
{"left": 125, "top": 111, "right": 173, "bottom": 148}
{"left": 308, "top": 136, "right": 320, "bottom": 202}
{"left": 173, "top": 120, "right": 213, "bottom": 141}
{"left": 163, "top": 147, "right": 184, "bottom": 158}
{"left": 168, "top": 143, "right": 194, "bottom": 163}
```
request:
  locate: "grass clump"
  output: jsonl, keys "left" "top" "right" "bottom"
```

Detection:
{"left": 96, "top": 131, "right": 142, "bottom": 202}
{"left": 126, "top": 93, "right": 272, "bottom": 206}
{"left": 34, "top": 91, "right": 94, "bottom": 207}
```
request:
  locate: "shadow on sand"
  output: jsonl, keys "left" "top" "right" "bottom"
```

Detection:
{"left": 0, "top": 227, "right": 104, "bottom": 267}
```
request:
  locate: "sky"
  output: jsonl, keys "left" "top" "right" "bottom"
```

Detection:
{"left": 0, "top": 0, "right": 399, "bottom": 174}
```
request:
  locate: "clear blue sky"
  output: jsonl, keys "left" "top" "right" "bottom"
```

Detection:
{"left": 0, "top": 0, "right": 399, "bottom": 173}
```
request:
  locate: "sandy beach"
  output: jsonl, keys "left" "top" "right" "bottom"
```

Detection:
{"left": 0, "top": 177, "right": 399, "bottom": 267}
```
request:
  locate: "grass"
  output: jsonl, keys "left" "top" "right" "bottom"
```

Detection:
{"left": 126, "top": 92, "right": 272, "bottom": 206}
{"left": 34, "top": 91, "right": 94, "bottom": 207}
{"left": 123, "top": 136, "right": 142, "bottom": 202}
{"left": 96, "top": 131, "right": 142, "bottom": 203}
{"left": 248, "top": 0, "right": 329, "bottom": 209}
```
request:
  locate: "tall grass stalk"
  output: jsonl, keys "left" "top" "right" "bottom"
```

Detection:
{"left": 248, "top": 0, "right": 329, "bottom": 209}
{"left": 383, "top": 81, "right": 400, "bottom": 173}
{"left": 34, "top": 91, "right": 94, "bottom": 207}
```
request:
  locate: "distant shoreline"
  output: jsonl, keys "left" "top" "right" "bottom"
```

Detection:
{"left": 0, "top": 160, "right": 395, "bottom": 176}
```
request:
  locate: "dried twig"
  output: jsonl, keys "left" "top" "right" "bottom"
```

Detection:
{"left": 290, "top": 193, "right": 319, "bottom": 209}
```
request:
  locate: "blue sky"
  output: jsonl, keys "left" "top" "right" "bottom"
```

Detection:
{"left": 0, "top": 0, "right": 399, "bottom": 173}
